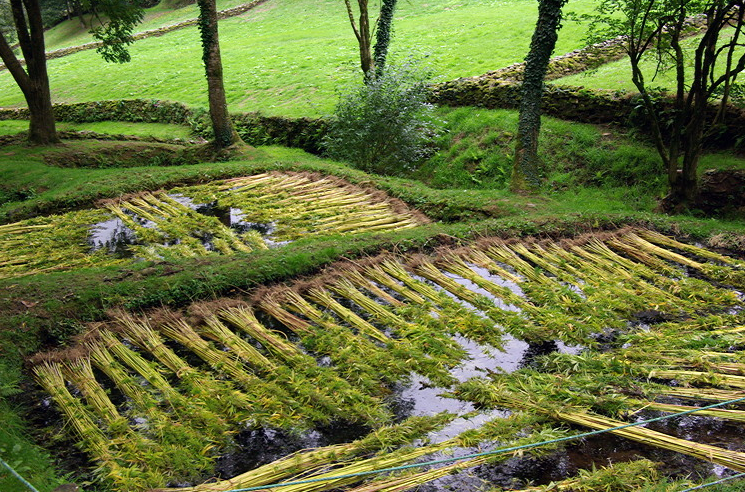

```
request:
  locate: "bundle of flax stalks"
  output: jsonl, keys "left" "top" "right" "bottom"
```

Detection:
{"left": 0, "top": 209, "right": 122, "bottom": 279}
{"left": 173, "top": 172, "right": 428, "bottom": 241}
{"left": 30, "top": 228, "right": 745, "bottom": 491}
{"left": 104, "top": 191, "right": 265, "bottom": 259}
{"left": 0, "top": 173, "right": 429, "bottom": 278}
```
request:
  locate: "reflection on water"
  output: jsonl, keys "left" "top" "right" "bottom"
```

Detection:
{"left": 88, "top": 195, "right": 278, "bottom": 256}
{"left": 88, "top": 217, "right": 137, "bottom": 257}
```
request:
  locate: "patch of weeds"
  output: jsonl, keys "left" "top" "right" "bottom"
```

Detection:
{"left": 0, "top": 187, "right": 37, "bottom": 206}
{"left": 0, "top": 360, "right": 68, "bottom": 492}
{"left": 323, "top": 61, "right": 440, "bottom": 176}
{"left": 43, "top": 142, "right": 197, "bottom": 169}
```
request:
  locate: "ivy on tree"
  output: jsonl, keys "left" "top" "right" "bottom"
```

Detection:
{"left": 511, "top": 0, "right": 568, "bottom": 192}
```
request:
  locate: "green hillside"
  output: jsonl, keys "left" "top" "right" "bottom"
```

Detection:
{"left": 0, "top": 0, "right": 600, "bottom": 116}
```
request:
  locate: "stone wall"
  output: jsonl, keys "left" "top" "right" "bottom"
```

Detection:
{"left": 429, "top": 77, "right": 745, "bottom": 149}
{"left": 2, "top": 78, "right": 744, "bottom": 153}
{"left": 0, "top": 99, "right": 327, "bottom": 153}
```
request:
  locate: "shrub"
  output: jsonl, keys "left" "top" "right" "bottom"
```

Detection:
{"left": 323, "top": 62, "right": 439, "bottom": 175}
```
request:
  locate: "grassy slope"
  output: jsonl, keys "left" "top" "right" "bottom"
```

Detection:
{"left": 0, "top": 0, "right": 599, "bottom": 117}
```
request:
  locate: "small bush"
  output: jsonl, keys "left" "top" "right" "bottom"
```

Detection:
{"left": 323, "top": 62, "right": 439, "bottom": 175}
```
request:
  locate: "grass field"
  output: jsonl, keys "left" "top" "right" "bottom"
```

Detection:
{"left": 0, "top": 120, "right": 194, "bottom": 139}
{"left": 1, "top": 0, "right": 600, "bottom": 117}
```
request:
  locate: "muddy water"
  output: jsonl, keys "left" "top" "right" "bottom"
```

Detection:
{"left": 212, "top": 269, "right": 590, "bottom": 489}
{"left": 238, "top": 269, "right": 741, "bottom": 489}
{"left": 88, "top": 217, "right": 137, "bottom": 257}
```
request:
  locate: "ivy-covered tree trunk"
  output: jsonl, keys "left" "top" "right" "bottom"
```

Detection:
{"left": 511, "top": 0, "right": 567, "bottom": 192}
{"left": 373, "top": 0, "right": 397, "bottom": 75}
{"left": 197, "top": 0, "right": 241, "bottom": 148}
{"left": 0, "top": 0, "right": 59, "bottom": 145}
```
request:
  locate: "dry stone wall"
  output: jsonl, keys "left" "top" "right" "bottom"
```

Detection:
{"left": 0, "top": 99, "right": 328, "bottom": 153}
{"left": 429, "top": 77, "right": 745, "bottom": 149}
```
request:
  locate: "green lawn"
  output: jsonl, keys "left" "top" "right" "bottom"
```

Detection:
{"left": 1, "top": 0, "right": 600, "bottom": 117}
{"left": 0, "top": 120, "right": 193, "bottom": 139}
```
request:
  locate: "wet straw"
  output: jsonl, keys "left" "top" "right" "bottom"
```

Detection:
{"left": 216, "top": 396, "right": 745, "bottom": 492}
{"left": 0, "top": 457, "right": 40, "bottom": 492}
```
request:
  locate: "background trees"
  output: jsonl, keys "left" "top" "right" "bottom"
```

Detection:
{"left": 0, "top": 1, "right": 15, "bottom": 41}
{"left": 0, "top": 0, "right": 144, "bottom": 145}
{"left": 586, "top": 0, "right": 745, "bottom": 209}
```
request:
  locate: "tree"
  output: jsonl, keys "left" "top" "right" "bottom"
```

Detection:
{"left": 343, "top": 0, "right": 398, "bottom": 80}
{"left": 586, "top": 0, "right": 745, "bottom": 209}
{"left": 511, "top": 0, "right": 568, "bottom": 192}
{"left": 323, "top": 61, "right": 436, "bottom": 174}
{"left": 0, "top": 0, "right": 143, "bottom": 145}
{"left": 196, "top": 0, "right": 241, "bottom": 148}
{"left": 344, "top": 0, "right": 374, "bottom": 76}
{"left": 0, "top": 0, "right": 61, "bottom": 144}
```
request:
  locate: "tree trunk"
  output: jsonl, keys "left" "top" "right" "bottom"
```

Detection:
{"left": 27, "top": 80, "right": 59, "bottom": 145}
{"left": 373, "top": 0, "right": 397, "bottom": 75}
{"left": 197, "top": 0, "right": 241, "bottom": 148}
{"left": 0, "top": 0, "right": 59, "bottom": 145}
{"left": 357, "top": 0, "right": 373, "bottom": 77}
{"left": 675, "top": 99, "right": 705, "bottom": 205}
{"left": 511, "top": 0, "right": 566, "bottom": 192}
{"left": 344, "top": 0, "right": 374, "bottom": 79}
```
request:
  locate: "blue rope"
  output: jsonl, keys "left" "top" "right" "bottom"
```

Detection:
{"left": 221, "top": 396, "right": 745, "bottom": 492}
{"left": 2, "top": 397, "right": 743, "bottom": 492}
{"left": 0, "top": 457, "right": 40, "bottom": 492}
{"left": 680, "top": 473, "right": 745, "bottom": 491}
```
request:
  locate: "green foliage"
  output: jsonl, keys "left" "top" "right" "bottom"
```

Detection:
{"left": 544, "top": 123, "right": 665, "bottom": 191}
{"left": 417, "top": 107, "right": 517, "bottom": 189}
{"left": 323, "top": 62, "right": 439, "bottom": 175}
{"left": 0, "top": 187, "right": 36, "bottom": 207}
{"left": 39, "top": 0, "right": 71, "bottom": 28}
{"left": 0, "top": 0, "right": 15, "bottom": 43}
{"left": 88, "top": 0, "right": 146, "bottom": 63}
{"left": 0, "top": 362, "right": 66, "bottom": 492}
